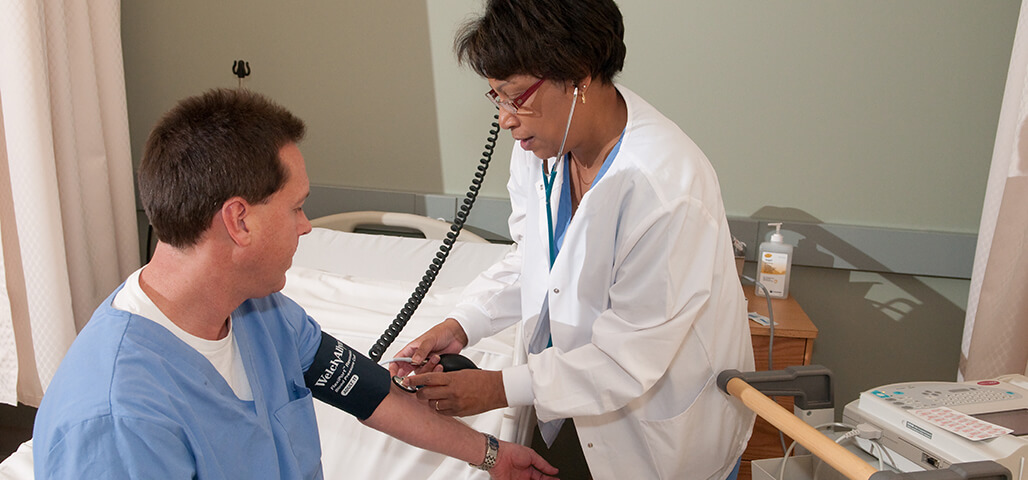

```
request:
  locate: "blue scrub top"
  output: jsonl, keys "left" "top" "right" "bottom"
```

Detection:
{"left": 33, "top": 286, "right": 325, "bottom": 479}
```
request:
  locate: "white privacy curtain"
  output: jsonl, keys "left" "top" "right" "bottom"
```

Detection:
{"left": 960, "top": 0, "right": 1028, "bottom": 381}
{"left": 0, "top": 0, "right": 139, "bottom": 406}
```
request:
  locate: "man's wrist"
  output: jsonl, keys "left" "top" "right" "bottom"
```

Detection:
{"left": 469, "top": 433, "right": 499, "bottom": 471}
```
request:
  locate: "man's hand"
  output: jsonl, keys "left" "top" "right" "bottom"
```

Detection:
{"left": 490, "top": 440, "right": 560, "bottom": 480}
{"left": 389, "top": 319, "right": 469, "bottom": 377}
{"left": 406, "top": 369, "right": 507, "bottom": 417}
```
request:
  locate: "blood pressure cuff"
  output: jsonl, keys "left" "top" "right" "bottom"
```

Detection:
{"left": 303, "top": 332, "right": 390, "bottom": 420}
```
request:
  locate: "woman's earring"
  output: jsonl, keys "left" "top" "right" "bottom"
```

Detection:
{"left": 581, "top": 86, "right": 587, "bottom": 104}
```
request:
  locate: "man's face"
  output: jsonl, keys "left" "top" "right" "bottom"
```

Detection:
{"left": 248, "top": 143, "right": 312, "bottom": 294}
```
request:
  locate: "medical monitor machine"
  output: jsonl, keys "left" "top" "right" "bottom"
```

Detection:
{"left": 842, "top": 374, "right": 1028, "bottom": 478}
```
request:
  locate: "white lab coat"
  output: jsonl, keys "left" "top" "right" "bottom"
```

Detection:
{"left": 452, "top": 85, "right": 755, "bottom": 480}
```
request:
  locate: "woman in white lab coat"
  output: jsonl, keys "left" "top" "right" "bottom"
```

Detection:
{"left": 393, "top": 0, "right": 756, "bottom": 478}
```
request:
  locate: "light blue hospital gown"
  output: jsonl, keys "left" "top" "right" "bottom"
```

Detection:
{"left": 33, "top": 285, "right": 326, "bottom": 479}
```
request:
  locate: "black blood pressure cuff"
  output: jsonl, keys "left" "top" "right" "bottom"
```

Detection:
{"left": 303, "top": 332, "right": 390, "bottom": 420}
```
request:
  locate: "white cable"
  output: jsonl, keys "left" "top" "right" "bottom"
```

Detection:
{"left": 378, "top": 357, "right": 414, "bottom": 366}
{"left": 740, "top": 274, "right": 787, "bottom": 455}
{"left": 823, "top": 422, "right": 860, "bottom": 433}
{"left": 778, "top": 439, "right": 799, "bottom": 480}
{"left": 777, "top": 422, "right": 856, "bottom": 480}
{"left": 868, "top": 440, "right": 885, "bottom": 471}
{"left": 853, "top": 423, "right": 882, "bottom": 440}
{"left": 813, "top": 438, "right": 884, "bottom": 479}
{"left": 814, "top": 429, "right": 859, "bottom": 480}
{"left": 834, "top": 429, "right": 861, "bottom": 443}
{"left": 826, "top": 423, "right": 885, "bottom": 476}
{"left": 812, "top": 455, "right": 824, "bottom": 480}
{"left": 740, "top": 275, "right": 775, "bottom": 370}
{"left": 845, "top": 424, "right": 884, "bottom": 471}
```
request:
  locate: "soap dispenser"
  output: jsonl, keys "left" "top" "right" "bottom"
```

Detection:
{"left": 756, "top": 222, "right": 793, "bottom": 298}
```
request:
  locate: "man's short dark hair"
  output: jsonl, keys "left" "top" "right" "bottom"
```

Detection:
{"left": 138, "top": 88, "right": 306, "bottom": 248}
{"left": 454, "top": 0, "right": 626, "bottom": 85}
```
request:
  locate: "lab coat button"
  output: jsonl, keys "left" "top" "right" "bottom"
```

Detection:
{"left": 587, "top": 443, "right": 593, "bottom": 448}
{"left": 553, "top": 288, "right": 559, "bottom": 294}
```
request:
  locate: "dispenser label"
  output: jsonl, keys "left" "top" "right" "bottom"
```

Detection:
{"left": 757, "top": 252, "right": 788, "bottom": 297}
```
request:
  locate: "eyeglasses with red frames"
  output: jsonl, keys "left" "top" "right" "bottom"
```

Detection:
{"left": 485, "top": 78, "right": 545, "bottom": 115}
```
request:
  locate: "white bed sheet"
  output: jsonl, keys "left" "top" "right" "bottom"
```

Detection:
{"left": 282, "top": 228, "right": 529, "bottom": 480}
{"left": 291, "top": 227, "right": 514, "bottom": 289}
{"left": 0, "top": 441, "right": 32, "bottom": 480}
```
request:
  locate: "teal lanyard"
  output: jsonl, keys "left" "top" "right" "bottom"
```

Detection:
{"left": 542, "top": 158, "right": 561, "bottom": 268}
{"left": 540, "top": 158, "right": 561, "bottom": 350}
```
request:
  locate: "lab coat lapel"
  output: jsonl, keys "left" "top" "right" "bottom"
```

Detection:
{"left": 535, "top": 175, "right": 549, "bottom": 250}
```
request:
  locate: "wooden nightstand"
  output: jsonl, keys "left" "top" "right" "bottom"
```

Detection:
{"left": 738, "top": 287, "right": 818, "bottom": 480}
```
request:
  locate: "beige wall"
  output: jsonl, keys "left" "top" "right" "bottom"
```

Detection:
{"left": 122, "top": 1, "right": 445, "bottom": 194}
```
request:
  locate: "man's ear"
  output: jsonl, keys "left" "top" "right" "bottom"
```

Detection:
{"left": 221, "top": 197, "right": 251, "bottom": 246}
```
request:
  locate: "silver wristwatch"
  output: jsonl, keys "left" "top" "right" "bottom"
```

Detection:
{"left": 470, "top": 433, "right": 499, "bottom": 471}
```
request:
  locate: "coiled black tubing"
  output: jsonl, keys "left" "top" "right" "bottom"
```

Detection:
{"left": 369, "top": 116, "right": 501, "bottom": 362}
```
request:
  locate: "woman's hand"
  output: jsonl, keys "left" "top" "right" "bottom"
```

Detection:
{"left": 407, "top": 368, "right": 508, "bottom": 417}
{"left": 388, "top": 318, "right": 469, "bottom": 377}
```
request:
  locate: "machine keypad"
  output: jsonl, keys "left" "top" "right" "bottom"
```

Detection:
{"left": 870, "top": 385, "right": 1020, "bottom": 410}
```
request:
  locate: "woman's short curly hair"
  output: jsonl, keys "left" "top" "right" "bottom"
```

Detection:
{"left": 455, "top": 0, "right": 626, "bottom": 85}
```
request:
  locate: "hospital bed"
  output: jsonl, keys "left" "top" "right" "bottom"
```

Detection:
{"left": 286, "top": 212, "right": 528, "bottom": 479}
{"left": 0, "top": 212, "right": 527, "bottom": 480}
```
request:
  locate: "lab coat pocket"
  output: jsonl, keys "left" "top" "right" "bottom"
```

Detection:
{"left": 274, "top": 380, "right": 323, "bottom": 479}
{"left": 639, "top": 380, "right": 736, "bottom": 480}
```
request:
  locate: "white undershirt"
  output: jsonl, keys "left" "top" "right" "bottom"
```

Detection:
{"left": 112, "top": 268, "right": 253, "bottom": 401}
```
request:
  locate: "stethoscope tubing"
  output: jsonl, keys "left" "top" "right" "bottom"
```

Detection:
{"left": 541, "top": 85, "right": 580, "bottom": 268}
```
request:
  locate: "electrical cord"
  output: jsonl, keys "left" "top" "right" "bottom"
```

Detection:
{"left": 740, "top": 275, "right": 886, "bottom": 478}
{"left": 866, "top": 439, "right": 891, "bottom": 473}
{"left": 776, "top": 422, "right": 884, "bottom": 480}
{"left": 777, "top": 422, "right": 855, "bottom": 480}
{"left": 740, "top": 274, "right": 787, "bottom": 454}
{"left": 368, "top": 116, "right": 500, "bottom": 362}
{"left": 740, "top": 274, "right": 775, "bottom": 370}
{"left": 812, "top": 424, "right": 884, "bottom": 480}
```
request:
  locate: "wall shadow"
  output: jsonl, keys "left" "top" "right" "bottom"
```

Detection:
{"left": 748, "top": 207, "right": 968, "bottom": 411}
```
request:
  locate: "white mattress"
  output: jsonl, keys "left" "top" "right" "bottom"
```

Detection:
{"left": 0, "top": 441, "right": 32, "bottom": 480}
{"left": 282, "top": 228, "right": 528, "bottom": 480}
{"left": 290, "top": 227, "right": 514, "bottom": 289}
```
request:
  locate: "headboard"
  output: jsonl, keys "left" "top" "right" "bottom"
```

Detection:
{"left": 309, "top": 211, "right": 489, "bottom": 243}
